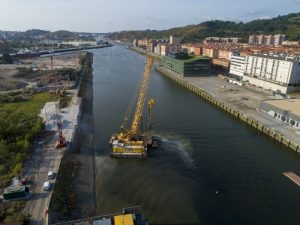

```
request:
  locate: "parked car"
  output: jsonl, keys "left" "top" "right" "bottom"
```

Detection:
{"left": 43, "top": 181, "right": 51, "bottom": 191}
{"left": 48, "top": 171, "right": 56, "bottom": 179}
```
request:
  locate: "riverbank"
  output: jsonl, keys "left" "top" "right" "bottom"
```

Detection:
{"left": 129, "top": 47, "right": 162, "bottom": 62}
{"left": 155, "top": 65, "right": 300, "bottom": 152}
{"left": 71, "top": 51, "right": 95, "bottom": 218}
{"left": 48, "top": 52, "right": 95, "bottom": 223}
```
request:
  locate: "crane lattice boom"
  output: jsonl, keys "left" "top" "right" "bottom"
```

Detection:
{"left": 128, "top": 56, "right": 153, "bottom": 136}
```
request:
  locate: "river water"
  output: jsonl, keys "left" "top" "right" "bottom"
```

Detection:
{"left": 91, "top": 45, "right": 300, "bottom": 225}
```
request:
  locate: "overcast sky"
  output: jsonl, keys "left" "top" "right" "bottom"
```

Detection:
{"left": 0, "top": 0, "right": 299, "bottom": 32}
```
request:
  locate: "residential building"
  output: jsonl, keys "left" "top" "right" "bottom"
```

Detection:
{"left": 204, "top": 37, "right": 241, "bottom": 44}
{"left": 244, "top": 55, "right": 300, "bottom": 93}
{"left": 273, "top": 34, "right": 286, "bottom": 46}
{"left": 248, "top": 35, "right": 257, "bottom": 45}
{"left": 218, "top": 49, "right": 232, "bottom": 60}
{"left": 169, "top": 35, "right": 182, "bottom": 45}
{"left": 182, "top": 45, "right": 194, "bottom": 54}
{"left": 137, "top": 39, "right": 148, "bottom": 49}
{"left": 229, "top": 56, "right": 246, "bottom": 79}
{"left": 154, "top": 44, "right": 161, "bottom": 55}
{"left": 282, "top": 41, "right": 299, "bottom": 46}
{"left": 203, "top": 47, "right": 218, "bottom": 58}
{"left": 248, "top": 34, "right": 285, "bottom": 46}
{"left": 146, "top": 40, "right": 156, "bottom": 52}
{"left": 133, "top": 39, "right": 138, "bottom": 47}
{"left": 211, "top": 58, "right": 230, "bottom": 71}
{"left": 168, "top": 44, "right": 182, "bottom": 53}
{"left": 194, "top": 47, "right": 202, "bottom": 56}
{"left": 265, "top": 35, "right": 273, "bottom": 46}
{"left": 161, "top": 45, "right": 169, "bottom": 56}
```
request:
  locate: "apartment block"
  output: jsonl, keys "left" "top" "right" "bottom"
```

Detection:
{"left": 154, "top": 44, "right": 161, "bottom": 55}
{"left": 218, "top": 49, "right": 232, "bottom": 60}
{"left": 203, "top": 47, "right": 218, "bottom": 58}
{"left": 161, "top": 45, "right": 169, "bottom": 56}
{"left": 146, "top": 41, "right": 157, "bottom": 52}
{"left": 244, "top": 55, "right": 300, "bottom": 93}
{"left": 169, "top": 35, "right": 182, "bottom": 45}
{"left": 137, "top": 39, "right": 148, "bottom": 48}
{"left": 229, "top": 56, "right": 246, "bottom": 79}
{"left": 248, "top": 34, "right": 285, "bottom": 46}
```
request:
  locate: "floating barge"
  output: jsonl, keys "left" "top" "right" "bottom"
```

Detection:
{"left": 50, "top": 206, "right": 148, "bottom": 225}
{"left": 110, "top": 134, "right": 158, "bottom": 158}
{"left": 109, "top": 56, "right": 158, "bottom": 158}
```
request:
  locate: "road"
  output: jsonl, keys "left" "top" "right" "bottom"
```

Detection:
{"left": 23, "top": 134, "right": 64, "bottom": 225}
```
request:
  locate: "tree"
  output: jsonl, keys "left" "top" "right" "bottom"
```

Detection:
{"left": 1, "top": 53, "right": 13, "bottom": 64}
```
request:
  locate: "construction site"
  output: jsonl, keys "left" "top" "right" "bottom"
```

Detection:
{"left": 0, "top": 51, "right": 93, "bottom": 225}
{"left": 0, "top": 52, "right": 85, "bottom": 93}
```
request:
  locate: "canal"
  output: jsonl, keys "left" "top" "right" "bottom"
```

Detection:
{"left": 91, "top": 45, "right": 300, "bottom": 225}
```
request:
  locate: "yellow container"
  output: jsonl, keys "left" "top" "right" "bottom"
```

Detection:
{"left": 114, "top": 214, "right": 134, "bottom": 225}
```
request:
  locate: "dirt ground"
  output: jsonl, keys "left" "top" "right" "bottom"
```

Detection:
{"left": 0, "top": 52, "right": 86, "bottom": 92}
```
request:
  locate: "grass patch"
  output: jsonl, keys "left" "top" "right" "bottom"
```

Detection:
{"left": 0, "top": 92, "right": 54, "bottom": 223}
{"left": 0, "top": 92, "right": 54, "bottom": 189}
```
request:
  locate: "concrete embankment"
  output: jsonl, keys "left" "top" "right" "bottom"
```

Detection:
{"left": 129, "top": 47, "right": 162, "bottom": 62}
{"left": 155, "top": 65, "right": 300, "bottom": 152}
{"left": 48, "top": 52, "right": 95, "bottom": 224}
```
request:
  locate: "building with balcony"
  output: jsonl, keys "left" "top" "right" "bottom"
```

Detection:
{"left": 203, "top": 47, "right": 218, "bottom": 58}
{"left": 248, "top": 34, "right": 285, "bottom": 46}
{"left": 243, "top": 55, "right": 300, "bottom": 93}
{"left": 218, "top": 49, "right": 233, "bottom": 60}
{"left": 229, "top": 56, "right": 246, "bottom": 79}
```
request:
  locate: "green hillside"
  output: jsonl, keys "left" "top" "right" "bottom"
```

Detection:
{"left": 47, "top": 30, "right": 79, "bottom": 39}
{"left": 108, "top": 12, "right": 300, "bottom": 43}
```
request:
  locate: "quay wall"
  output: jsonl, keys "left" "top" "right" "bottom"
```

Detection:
{"left": 48, "top": 52, "right": 95, "bottom": 225}
{"left": 155, "top": 65, "right": 300, "bottom": 153}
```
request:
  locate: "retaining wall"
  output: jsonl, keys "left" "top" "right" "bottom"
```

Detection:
{"left": 155, "top": 65, "right": 300, "bottom": 153}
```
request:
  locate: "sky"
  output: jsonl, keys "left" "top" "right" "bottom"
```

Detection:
{"left": 0, "top": 0, "right": 299, "bottom": 33}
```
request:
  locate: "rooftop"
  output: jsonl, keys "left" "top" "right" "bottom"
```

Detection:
{"left": 165, "top": 54, "right": 210, "bottom": 63}
{"left": 250, "top": 54, "right": 299, "bottom": 62}
{"left": 262, "top": 99, "right": 300, "bottom": 117}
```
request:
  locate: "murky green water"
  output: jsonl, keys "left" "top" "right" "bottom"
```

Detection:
{"left": 91, "top": 45, "right": 300, "bottom": 225}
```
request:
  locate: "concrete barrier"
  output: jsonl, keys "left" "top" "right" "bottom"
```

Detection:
{"left": 155, "top": 66, "right": 300, "bottom": 153}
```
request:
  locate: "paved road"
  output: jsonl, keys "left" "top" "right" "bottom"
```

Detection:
{"left": 23, "top": 135, "right": 64, "bottom": 225}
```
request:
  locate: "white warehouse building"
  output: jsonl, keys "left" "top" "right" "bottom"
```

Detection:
{"left": 243, "top": 55, "right": 300, "bottom": 94}
{"left": 260, "top": 99, "right": 300, "bottom": 130}
{"left": 229, "top": 56, "right": 246, "bottom": 80}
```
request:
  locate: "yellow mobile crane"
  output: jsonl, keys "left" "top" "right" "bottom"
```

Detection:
{"left": 109, "top": 56, "right": 158, "bottom": 158}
